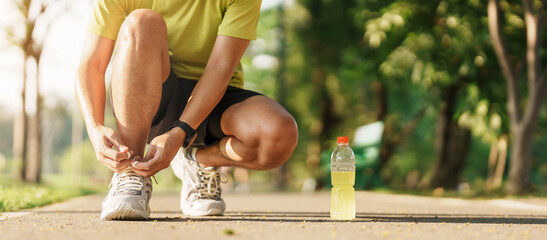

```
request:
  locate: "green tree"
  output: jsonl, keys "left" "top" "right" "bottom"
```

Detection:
{"left": 487, "top": 0, "right": 547, "bottom": 194}
{"left": 289, "top": 0, "right": 363, "bottom": 187}
{"left": 350, "top": 0, "right": 507, "bottom": 189}
{"left": 7, "top": 0, "right": 63, "bottom": 182}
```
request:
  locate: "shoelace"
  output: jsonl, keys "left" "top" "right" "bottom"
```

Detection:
{"left": 197, "top": 167, "right": 228, "bottom": 199}
{"left": 109, "top": 169, "right": 144, "bottom": 194}
{"left": 184, "top": 148, "right": 227, "bottom": 199}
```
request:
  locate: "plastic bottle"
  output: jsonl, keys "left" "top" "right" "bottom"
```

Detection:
{"left": 330, "top": 136, "right": 356, "bottom": 220}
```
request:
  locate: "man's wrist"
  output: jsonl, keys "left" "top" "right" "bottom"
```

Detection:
{"left": 169, "top": 127, "right": 186, "bottom": 147}
{"left": 85, "top": 118, "right": 105, "bottom": 129}
{"left": 86, "top": 122, "right": 103, "bottom": 133}
{"left": 170, "top": 120, "right": 196, "bottom": 148}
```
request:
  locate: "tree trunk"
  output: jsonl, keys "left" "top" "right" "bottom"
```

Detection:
{"left": 506, "top": 125, "right": 535, "bottom": 193}
{"left": 13, "top": 53, "right": 29, "bottom": 181}
{"left": 374, "top": 80, "right": 392, "bottom": 168}
{"left": 429, "top": 84, "right": 471, "bottom": 189}
{"left": 19, "top": 0, "right": 49, "bottom": 183}
{"left": 26, "top": 113, "right": 41, "bottom": 183}
{"left": 492, "top": 135, "right": 508, "bottom": 189}
{"left": 430, "top": 120, "right": 471, "bottom": 189}
{"left": 486, "top": 134, "right": 508, "bottom": 190}
{"left": 372, "top": 80, "right": 387, "bottom": 121}
{"left": 486, "top": 137, "right": 499, "bottom": 188}
{"left": 25, "top": 70, "right": 41, "bottom": 183}
{"left": 487, "top": 0, "right": 546, "bottom": 194}
{"left": 12, "top": 101, "right": 27, "bottom": 181}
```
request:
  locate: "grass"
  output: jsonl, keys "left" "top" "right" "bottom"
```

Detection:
{"left": 0, "top": 170, "right": 183, "bottom": 212}
{"left": 0, "top": 182, "right": 95, "bottom": 212}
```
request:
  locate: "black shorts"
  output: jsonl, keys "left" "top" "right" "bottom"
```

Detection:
{"left": 147, "top": 70, "right": 262, "bottom": 147}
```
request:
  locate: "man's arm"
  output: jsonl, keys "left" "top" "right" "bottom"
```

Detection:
{"left": 178, "top": 35, "right": 250, "bottom": 130}
{"left": 76, "top": 33, "right": 133, "bottom": 171}
{"left": 131, "top": 35, "right": 249, "bottom": 176}
{"left": 76, "top": 33, "right": 113, "bottom": 129}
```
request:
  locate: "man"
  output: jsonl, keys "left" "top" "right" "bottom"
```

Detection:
{"left": 76, "top": 0, "right": 298, "bottom": 220}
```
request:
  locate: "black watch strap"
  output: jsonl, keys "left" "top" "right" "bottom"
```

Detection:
{"left": 170, "top": 120, "right": 196, "bottom": 148}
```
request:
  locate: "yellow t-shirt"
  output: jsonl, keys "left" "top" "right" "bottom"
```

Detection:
{"left": 87, "top": 0, "right": 262, "bottom": 88}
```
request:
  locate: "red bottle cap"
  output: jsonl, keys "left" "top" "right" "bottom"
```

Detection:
{"left": 337, "top": 136, "right": 349, "bottom": 144}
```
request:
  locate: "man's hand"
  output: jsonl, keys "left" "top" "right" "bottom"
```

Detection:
{"left": 89, "top": 125, "right": 133, "bottom": 172}
{"left": 131, "top": 129, "right": 185, "bottom": 178}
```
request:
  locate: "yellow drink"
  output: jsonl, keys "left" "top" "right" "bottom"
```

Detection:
{"left": 330, "top": 171, "right": 355, "bottom": 220}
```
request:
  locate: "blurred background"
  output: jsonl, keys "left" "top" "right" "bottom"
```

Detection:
{"left": 1, "top": 0, "right": 547, "bottom": 211}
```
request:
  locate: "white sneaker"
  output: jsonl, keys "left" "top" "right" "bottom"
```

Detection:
{"left": 100, "top": 167, "right": 152, "bottom": 220}
{"left": 171, "top": 148, "right": 226, "bottom": 216}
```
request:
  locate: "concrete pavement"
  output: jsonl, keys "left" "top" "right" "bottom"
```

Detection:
{"left": 1, "top": 191, "right": 547, "bottom": 239}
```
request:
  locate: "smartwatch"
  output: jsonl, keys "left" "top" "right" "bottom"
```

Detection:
{"left": 170, "top": 120, "right": 196, "bottom": 148}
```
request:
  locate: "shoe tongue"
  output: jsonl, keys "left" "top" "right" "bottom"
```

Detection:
{"left": 117, "top": 168, "right": 142, "bottom": 184}
{"left": 115, "top": 168, "right": 144, "bottom": 196}
{"left": 120, "top": 168, "right": 138, "bottom": 177}
{"left": 122, "top": 166, "right": 135, "bottom": 172}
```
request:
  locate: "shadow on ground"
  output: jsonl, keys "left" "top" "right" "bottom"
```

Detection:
{"left": 30, "top": 210, "right": 547, "bottom": 224}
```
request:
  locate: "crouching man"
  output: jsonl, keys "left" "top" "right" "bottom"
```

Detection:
{"left": 76, "top": 0, "right": 298, "bottom": 220}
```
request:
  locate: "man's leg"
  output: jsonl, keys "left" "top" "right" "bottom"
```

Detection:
{"left": 197, "top": 95, "right": 299, "bottom": 170}
{"left": 101, "top": 9, "right": 170, "bottom": 221}
{"left": 111, "top": 9, "right": 171, "bottom": 159}
{"left": 173, "top": 95, "right": 297, "bottom": 216}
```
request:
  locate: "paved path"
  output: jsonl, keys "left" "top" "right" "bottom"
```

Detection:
{"left": 2, "top": 191, "right": 547, "bottom": 239}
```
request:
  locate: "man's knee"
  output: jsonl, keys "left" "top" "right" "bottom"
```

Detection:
{"left": 118, "top": 9, "right": 166, "bottom": 45}
{"left": 254, "top": 114, "right": 299, "bottom": 170}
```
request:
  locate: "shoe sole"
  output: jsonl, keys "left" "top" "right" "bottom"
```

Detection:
{"left": 183, "top": 208, "right": 224, "bottom": 217}
{"left": 101, "top": 202, "right": 150, "bottom": 221}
